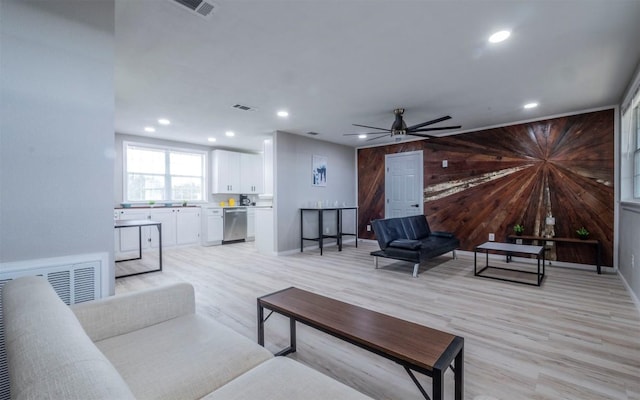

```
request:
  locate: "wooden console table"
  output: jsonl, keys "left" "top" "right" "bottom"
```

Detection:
{"left": 507, "top": 235, "right": 601, "bottom": 274}
{"left": 258, "top": 287, "right": 464, "bottom": 400}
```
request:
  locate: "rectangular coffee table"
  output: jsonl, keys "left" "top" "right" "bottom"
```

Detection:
{"left": 257, "top": 287, "right": 464, "bottom": 400}
{"left": 474, "top": 241, "right": 545, "bottom": 286}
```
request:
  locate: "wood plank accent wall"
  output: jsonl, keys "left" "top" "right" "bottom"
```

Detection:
{"left": 358, "top": 109, "right": 614, "bottom": 267}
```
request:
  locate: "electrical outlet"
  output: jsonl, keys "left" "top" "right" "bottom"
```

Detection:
{"left": 367, "top": 224, "right": 371, "bottom": 232}
{"left": 488, "top": 233, "right": 495, "bottom": 241}
{"left": 325, "top": 227, "right": 330, "bottom": 234}
{"left": 442, "top": 160, "right": 448, "bottom": 168}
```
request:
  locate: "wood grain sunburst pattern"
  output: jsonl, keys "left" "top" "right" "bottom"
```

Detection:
{"left": 358, "top": 109, "right": 614, "bottom": 267}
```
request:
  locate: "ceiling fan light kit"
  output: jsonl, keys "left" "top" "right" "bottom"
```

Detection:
{"left": 345, "top": 108, "right": 462, "bottom": 142}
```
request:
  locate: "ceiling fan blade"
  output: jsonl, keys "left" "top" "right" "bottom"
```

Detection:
{"left": 410, "top": 125, "right": 461, "bottom": 133}
{"left": 343, "top": 131, "right": 389, "bottom": 136}
{"left": 366, "top": 134, "right": 391, "bottom": 142}
{"left": 406, "top": 115, "right": 452, "bottom": 131}
{"left": 352, "top": 124, "right": 390, "bottom": 132}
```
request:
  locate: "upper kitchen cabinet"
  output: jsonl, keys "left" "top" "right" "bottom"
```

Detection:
{"left": 211, "top": 150, "right": 263, "bottom": 194}
{"left": 240, "top": 153, "right": 263, "bottom": 194}
{"left": 211, "top": 149, "right": 241, "bottom": 193}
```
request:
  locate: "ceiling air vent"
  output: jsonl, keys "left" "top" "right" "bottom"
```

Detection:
{"left": 232, "top": 104, "right": 255, "bottom": 111}
{"left": 170, "top": 0, "right": 215, "bottom": 19}
{"left": 306, "top": 132, "right": 320, "bottom": 136}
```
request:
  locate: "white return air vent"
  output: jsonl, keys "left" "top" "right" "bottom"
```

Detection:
{"left": 0, "top": 252, "right": 108, "bottom": 400}
{"left": 170, "top": 0, "right": 216, "bottom": 19}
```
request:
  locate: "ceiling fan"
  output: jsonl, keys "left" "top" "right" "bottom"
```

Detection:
{"left": 345, "top": 108, "right": 461, "bottom": 141}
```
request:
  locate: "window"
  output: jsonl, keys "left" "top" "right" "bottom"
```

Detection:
{"left": 124, "top": 142, "right": 206, "bottom": 202}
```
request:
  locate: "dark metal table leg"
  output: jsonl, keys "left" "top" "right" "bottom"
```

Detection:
{"left": 597, "top": 241, "right": 602, "bottom": 274}
{"left": 455, "top": 345, "right": 464, "bottom": 400}
{"left": 289, "top": 317, "right": 297, "bottom": 353}
{"left": 338, "top": 209, "right": 342, "bottom": 251}
{"left": 137, "top": 226, "right": 142, "bottom": 260}
{"left": 257, "top": 301, "right": 265, "bottom": 346}
{"left": 319, "top": 209, "right": 323, "bottom": 255}
{"left": 432, "top": 366, "right": 444, "bottom": 400}
{"left": 157, "top": 224, "right": 162, "bottom": 272}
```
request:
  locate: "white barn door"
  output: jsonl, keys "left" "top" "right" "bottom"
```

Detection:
{"left": 385, "top": 151, "right": 424, "bottom": 218}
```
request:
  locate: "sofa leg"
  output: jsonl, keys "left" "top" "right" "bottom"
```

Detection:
{"left": 452, "top": 250, "right": 457, "bottom": 259}
{"left": 374, "top": 256, "right": 379, "bottom": 269}
{"left": 412, "top": 263, "right": 419, "bottom": 278}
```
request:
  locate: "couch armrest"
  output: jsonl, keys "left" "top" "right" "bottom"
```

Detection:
{"left": 71, "top": 282, "right": 195, "bottom": 342}
{"left": 388, "top": 239, "right": 422, "bottom": 250}
{"left": 431, "top": 231, "right": 455, "bottom": 238}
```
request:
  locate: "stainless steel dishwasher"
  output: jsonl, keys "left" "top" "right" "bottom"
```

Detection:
{"left": 223, "top": 207, "right": 247, "bottom": 243}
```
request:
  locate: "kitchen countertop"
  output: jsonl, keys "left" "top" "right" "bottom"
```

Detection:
{"left": 114, "top": 205, "right": 200, "bottom": 209}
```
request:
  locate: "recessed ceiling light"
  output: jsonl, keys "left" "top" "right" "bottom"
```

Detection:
{"left": 144, "top": 126, "right": 156, "bottom": 132}
{"left": 158, "top": 118, "right": 170, "bottom": 125}
{"left": 524, "top": 102, "right": 538, "bottom": 109}
{"left": 488, "top": 30, "right": 511, "bottom": 43}
{"left": 225, "top": 131, "right": 235, "bottom": 137}
{"left": 277, "top": 110, "right": 289, "bottom": 118}
{"left": 207, "top": 137, "right": 217, "bottom": 142}
{"left": 358, "top": 134, "right": 367, "bottom": 139}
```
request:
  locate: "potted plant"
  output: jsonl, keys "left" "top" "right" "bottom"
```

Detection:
{"left": 513, "top": 224, "right": 524, "bottom": 236}
{"left": 576, "top": 227, "right": 589, "bottom": 240}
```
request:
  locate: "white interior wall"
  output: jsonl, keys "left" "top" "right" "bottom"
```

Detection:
{"left": 618, "top": 63, "right": 640, "bottom": 304}
{"left": 274, "top": 131, "right": 356, "bottom": 253}
{"left": 0, "top": 0, "right": 115, "bottom": 292}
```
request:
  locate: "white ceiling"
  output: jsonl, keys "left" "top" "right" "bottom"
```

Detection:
{"left": 115, "top": 0, "right": 640, "bottom": 152}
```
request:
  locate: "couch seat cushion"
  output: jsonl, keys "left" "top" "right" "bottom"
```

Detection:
{"left": 388, "top": 238, "right": 422, "bottom": 250}
{"left": 95, "top": 313, "right": 272, "bottom": 400}
{"left": 202, "top": 357, "right": 373, "bottom": 400}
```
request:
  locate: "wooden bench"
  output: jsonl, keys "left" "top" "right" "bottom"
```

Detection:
{"left": 257, "top": 287, "right": 464, "bottom": 400}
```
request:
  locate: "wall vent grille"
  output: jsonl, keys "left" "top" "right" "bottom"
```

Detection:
{"left": 232, "top": 104, "right": 255, "bottom": 111}
{"left": 0, "top": 258, "right": 103, "bottom": 400}
{"left": 170, "top": 0, "right": 215, "bottom": 19}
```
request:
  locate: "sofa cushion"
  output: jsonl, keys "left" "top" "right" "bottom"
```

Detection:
{"left": 388, "top": 238, "right": 422, "bottom": 250}
{"left": 419, "top": 235, "right": 460, "bottom": 259}
{"left": 95, "top": 313, "right": 273, "bottom": 400}
{"left": 202, "top": 356, "right": 373, "bottom": 400}
{"left": 2, "top": 276, "right": 135, "bottom": 400}
{"left": 401, "top": 215, "right": 431, "bottom": 240}
{"left": 371, "top": 218, "right": 406, "bottom": 249}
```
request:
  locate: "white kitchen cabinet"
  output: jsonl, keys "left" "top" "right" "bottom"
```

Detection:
{"left": 262, "top": 139, "right": 273, "bottom": 197}
{"left": 255, "top": 207, "right": 274, "bottom": 255}
{"left": 246, "top": 207, "right": 255, "bottom": 241}
{"left": 115, "top": 209, "right": 150, "bottom": 253}
{"left": 115, "top": 207, "right": 201, "bottom": 258}
{"left": 211, "top": 150, "right": 241, "bottom": 193}
{"left": 149, "top": 208, "right": 176, "bottom": 248}
{"left": 176, "top": 208, "right": 201, "bottom": 244}
{"left": 202, "top": 207, "right": 223, "bottom": 245}
{"left": 240, "top": 153, "right": 263, "bottom": 194}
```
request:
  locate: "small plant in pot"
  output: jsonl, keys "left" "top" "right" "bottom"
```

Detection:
{"left": 576, "top": 227, "right": 589, "bottom": 240}
{"left": 513, "top": 224, "right": 524, "bottom": 236}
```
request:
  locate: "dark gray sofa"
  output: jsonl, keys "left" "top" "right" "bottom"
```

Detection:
{"left": 370, "top": 215, "right": 460, "bottom": 277}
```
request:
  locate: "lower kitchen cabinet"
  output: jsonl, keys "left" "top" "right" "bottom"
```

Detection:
{"left": 115, "top": 207, "right": 201, "bottom": 257}
{"left": 247, "top": 208, "right": 255, "bottom": 241}
{"left": 176, "top": 208, "right": 201, "bottom": 244}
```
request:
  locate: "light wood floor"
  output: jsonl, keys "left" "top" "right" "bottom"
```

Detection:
{"left": 115, "top": 241, "right": 640, "bottom": 400}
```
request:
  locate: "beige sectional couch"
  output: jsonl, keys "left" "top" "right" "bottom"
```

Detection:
{"left": 2, "top": 276, "right": 373, "bottom": 400}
